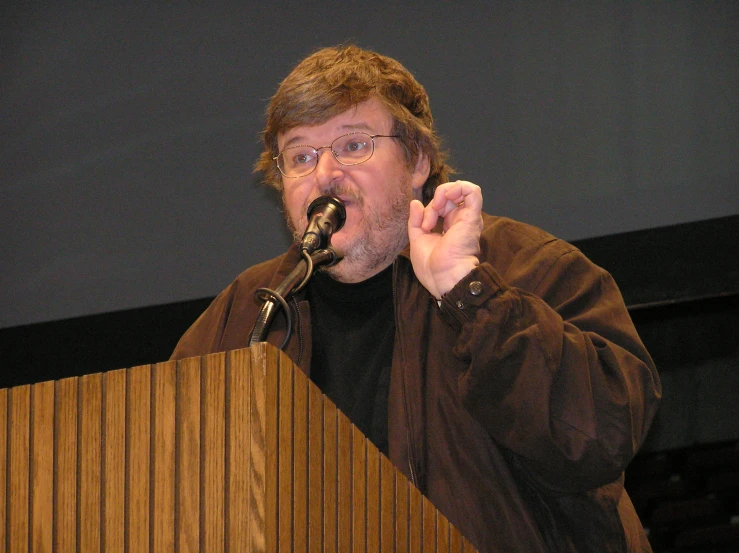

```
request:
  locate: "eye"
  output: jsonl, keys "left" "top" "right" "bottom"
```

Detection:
{"left": 284, "top": 147, "right": 316, "bottom": 168}
{"left": 344, "top": 139, "right": 367, "bottom": 153}
{"left": 294, "top": 152, "right": 314, "bottom": 165}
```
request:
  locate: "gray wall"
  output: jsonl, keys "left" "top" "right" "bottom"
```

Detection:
{"left": 2, "top": 2, "right": 737, "bottom": 328}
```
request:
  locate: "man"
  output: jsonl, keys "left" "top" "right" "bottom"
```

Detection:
{"left": 172, "top": 45, "right": 661, "bottom": 552}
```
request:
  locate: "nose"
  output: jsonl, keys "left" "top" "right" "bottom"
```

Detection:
{"left": 313, "top": 147, "right": 344, "bottom": 187}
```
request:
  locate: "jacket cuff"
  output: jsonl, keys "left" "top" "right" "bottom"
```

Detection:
{"left": 439, "top": 263, "right": 509, "bottom": 327}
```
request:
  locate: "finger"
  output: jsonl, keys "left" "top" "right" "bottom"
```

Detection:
{"left": 428, "top": 188, "right": 460, "bottom": 218}
{"left": 431, "top": 181, "right": 482, "bottom": 215}
{"left": 454, "top": 181, "right": 483, "bottom": 212}
{"left": 421, "top": 199, "right": 442, "bottom": 231}
{"left": 407, "top": 199, "right": 426, "bottom": 241}
{"left": 429, "top": 181, "right": 456, "bottom": 211}
{"left": 442, "top": 181, "right": 482, "bottom": 210}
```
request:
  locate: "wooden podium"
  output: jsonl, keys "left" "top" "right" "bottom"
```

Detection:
{"left": 0, "top": 343, "right": 476, "bottom": 552}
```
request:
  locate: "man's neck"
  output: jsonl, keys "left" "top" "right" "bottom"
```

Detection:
{"left": 323, "top": 256, "right": 396, "bottom": 283}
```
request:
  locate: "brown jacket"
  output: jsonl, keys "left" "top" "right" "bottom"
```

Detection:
{"left": 172, "top": 214, "right": 661, "bottom": 552}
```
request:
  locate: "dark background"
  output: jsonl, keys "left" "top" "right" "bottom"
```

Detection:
{"left": 2, "top": 3, "right": 738, "bottom": 550}
{"left": 2, "top": 2, "right": 736, "bottom": 328}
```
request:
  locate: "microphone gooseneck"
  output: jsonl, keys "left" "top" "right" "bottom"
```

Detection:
{"left": 300, "top": 196, "right": 347, "bottom": 254}
{"left": 249, "top": 247, "right": 343, "bottom": 347}
{"left": 249, "top": 196, "right": 346, "bottom": 349}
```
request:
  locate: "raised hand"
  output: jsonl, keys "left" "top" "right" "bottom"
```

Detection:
{"left": 407, "top": 181, "right": 483, "bottom": 299}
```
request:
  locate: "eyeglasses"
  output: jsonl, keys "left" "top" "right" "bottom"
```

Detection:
{"left": 274, "top": 132, "right": 400, "bottom": 178}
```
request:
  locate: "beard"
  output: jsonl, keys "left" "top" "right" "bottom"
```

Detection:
{"left": 284, "top": 178, "right": 414, "bottom": 282}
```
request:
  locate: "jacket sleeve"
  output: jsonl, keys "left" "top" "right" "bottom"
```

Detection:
{"left": 438, "top": 242, "right": 662, "bottom": 494}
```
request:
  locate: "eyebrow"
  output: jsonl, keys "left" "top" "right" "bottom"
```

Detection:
{"left": 282, "top": 123, "right": 376, "bottom": 148}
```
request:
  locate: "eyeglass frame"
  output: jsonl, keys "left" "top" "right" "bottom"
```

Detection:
{"left": 273, "top": 132, "right": 401, "bottom": 178}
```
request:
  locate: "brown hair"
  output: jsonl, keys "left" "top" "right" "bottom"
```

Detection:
{"left": 254, "top": 45, "right": 452, "bottom": 204}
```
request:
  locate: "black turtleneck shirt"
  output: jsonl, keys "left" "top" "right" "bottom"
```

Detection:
{"left": 306, "top": 265, "right": 395, "bottom": 456}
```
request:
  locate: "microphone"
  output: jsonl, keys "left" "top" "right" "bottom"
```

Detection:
{"left": 300, "top": 196, "right": 346, "bottom": 254}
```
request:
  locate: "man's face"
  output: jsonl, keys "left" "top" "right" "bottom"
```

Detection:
{"left": 278, "top": 98, "right": 429, "bottom": 283}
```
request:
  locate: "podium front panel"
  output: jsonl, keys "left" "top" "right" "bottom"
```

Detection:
{"left": 0, "top": 344, "right": 477, "bottom": 552}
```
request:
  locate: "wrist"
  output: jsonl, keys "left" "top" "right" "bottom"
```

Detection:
{"left": 435, "top": 256, "right": 480, "bottom": 298}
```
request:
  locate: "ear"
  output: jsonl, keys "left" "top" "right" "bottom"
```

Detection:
{"left": 410, "top": 152, "right": 431, "bottom": 193}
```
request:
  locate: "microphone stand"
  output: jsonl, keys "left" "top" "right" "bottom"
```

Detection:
{"left": 248, "top": 248, "right": 342, "bottom": 348}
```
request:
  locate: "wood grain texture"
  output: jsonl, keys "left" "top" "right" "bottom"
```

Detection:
{"left": 8, "top": 385, "right": 30, "bottom": 553}
{"left": 226, "top": 349, "right": 251, "bottom": 551}
{"left": 337, "top": 410, "right": 353, "bottom": 553}
{"left": 54, "top": 378, "right": 77, "bottom": 553}
{"left": 258, "top": 344, "right": 279, "bottom": 553}
{"left": 127, "top": 366, "right": 151, "bottom": 553}
{"left": 30, "top": 381, "right": 54, "bottom": 553}
{"left": 307, "top": 381, "right": 323, "bottom": 553}
{"left": 293, "top": 366, "right": 309, "bottom": 553}
{"left": 352, "top": 425, "right": 367, "bottom": 553}
{"left": 277, "top": 351, "right": 294, "bottom": 553}
{"left": 176, "top": 356, "right": 201, "bottom": 553}
{"left": 422, "top": 495, "right": 437, "bottom": 553}
{"left": 366, "top": 443, "right": 380, "bottom": 553}
{"left": 380, "top": 455, "right": 396, "bottom": 553}
{"left": 437, "top": 511, "right": 450, "bottom": 552}
{"left": 408, "top": 483, "right": 423, "bottom": 553}
{"left": 203, "top": 353, "right": 226, "bottom": 552}
{"left": 395, "top": 477, "right": 410, "bottom": 553}
{"left": 152, "top": 361, "right": 176, "bottom": 552}
{"left": 1, "top": 345, "right": 479, "bottom": 553}
{"left": 79, "top": 373, "right": 103, "bottom": 553}
{"left": 449, "top": 524, "right": 463, "bottom": 553}
{"left": 102, "top": 369, "right": 126, "bottom": 553}
{"left": 322, "top": 399, "right": 338, "bottom": 553}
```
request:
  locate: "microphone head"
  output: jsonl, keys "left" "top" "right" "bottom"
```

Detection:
{"left": 301, "top": 196, "right": 347, "bottom": 253}
{"left": 306, "top": 195, "right": 346, "bottom": 232}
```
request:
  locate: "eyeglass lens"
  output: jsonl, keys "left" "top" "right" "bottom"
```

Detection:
{"left": 277, "top": 132, "right": 374, "bottom": 177}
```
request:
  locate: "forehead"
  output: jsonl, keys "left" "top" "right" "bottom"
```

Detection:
{"left": 277, "top": 97, "right": 394, "bottom": 149}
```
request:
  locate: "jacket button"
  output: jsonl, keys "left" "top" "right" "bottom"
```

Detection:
{"left": 456, "top": 300, "right": 465, "bottom": 309}
{"left": 469, "top": 281, "right": 483, "bottom": 296}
